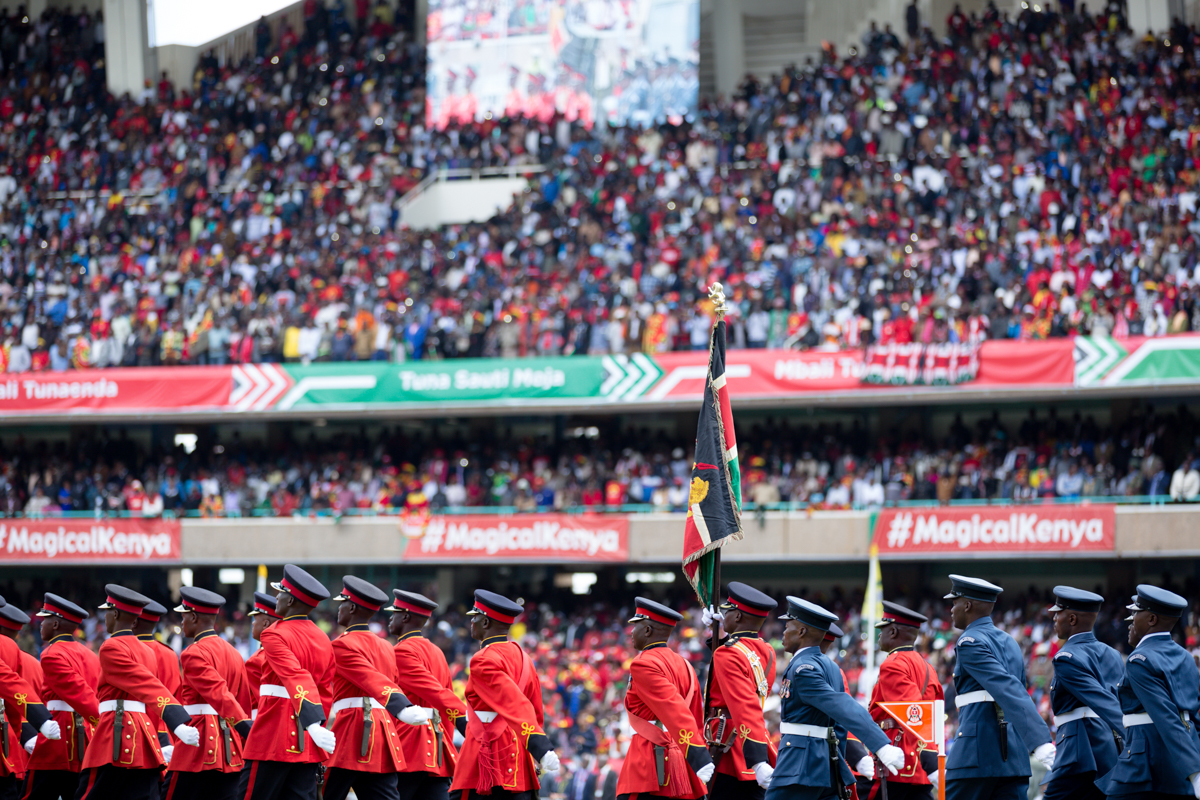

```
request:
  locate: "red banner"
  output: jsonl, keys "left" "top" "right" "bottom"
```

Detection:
{"left": 973, "top": 339, "right": 1075, "bottom": 386}
{"left": 873, "top": 505, "right": 1116, "bottom": 555}
{"left": 0, "top": 367, "right": 231, "bottom": 414}
{"left": 403, "top": 514, "right": 629, "bottom": 562}
{"left": 0, "top": 518, "right": 182, "bottom": 563}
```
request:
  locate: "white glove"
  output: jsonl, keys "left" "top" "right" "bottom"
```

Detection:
{"left": 306, "top": 723, "right": 336, "bottom": 754}
{"left": 1189, "top": 771, "right": 1200, "bottom": 800}
{"left": 39, "top": 720, "right": 61, "bottom": 741}
{"left": 700, "top": 605, "right": 719, "bottom": 628}
{"left": 174, "top": 724, "right": 200, "bottom": 747}
{"left": 540, "top": 750, "right": 561, "bottom": 774}
{"left": 398, "top": 706, "right": 434, "bottom": 726}
{"left": 161, "top": 744, "right": 174, "bottom": 764}
{"left": 695, "top": 762, "right": 715, "bottom": 783}
{"left": 876, "top": 743, "right": 904, "bottom": 775}
{"left": 1033, "top": 742, "right": 1057, "bottom": 770}
{"left": 856, "top": 755, "right": 876, "bottom": 779}
{"left": 23, "top": 736, "right": 35, "bottom": 754}
{"left": 453, "top": 728, "right": 465, "bottom": 748}
{"left": 753, "top": 761, "right": 774, "bottom": 789}
{"left": 929, "top": 765, "right": 940, "bottom": 792}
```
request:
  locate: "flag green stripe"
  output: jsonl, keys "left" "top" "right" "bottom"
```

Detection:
{"left": 727, "top": 455, "right": 741, "bottom": 512}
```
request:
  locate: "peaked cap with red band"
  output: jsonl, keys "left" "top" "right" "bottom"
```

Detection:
{"left": 336, "top": 575, "right": 389, "bottom": 612}
{"left": 823, "top": 621, "right": 844, "bottom": 643}
{"left": 173, "top": 586, "right": 227, "bottom": 616}
{"left": 718, "top": 581, "right": 778, "bottom": 617}
{"left": 874, "top": 599, "right": 928, "bottom": 629}
{"left": 628, "top": 597, "right": 683, "bottom": 627}
{"left": 385, "top": 589, "right": 438, "bottom": 616}
{"left": 0, "top": 603, "right": 29, "bottom": 631}
{"left": 466, "top": 589, "right": 523, "bottom": 624}
{"left": 249, "top": 590, "right": 282, "bottom": 619}
{"left": 139, "top": 600, "right": 167, "bottom": 623}
{"left": 37, "top": 592, "right": 89, "bottom": 624}
{"left": 270, "top": 564, "right": 331, "bottom": 607}
{"left": 98, "top": 584, "right": 152, "bottom": 616}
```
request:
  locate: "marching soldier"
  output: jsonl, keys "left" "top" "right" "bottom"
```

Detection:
{"left": 617, "top": 597, "right": 713, "bottom": 800}
{"left": 1044, "top": 587, "right": 1124, "bottom": 800}
{"left": 867, "top": 601, "right": 943, "bottom": 800}
{"left": 0, "top": 595, "right": 58, "bottom": 797}
{"left": 0, "top": 604, "right": 42, "bottom": 800}
{"left": 703, "top": 582, "right": 777, "bottom": 800}
{"left": 387, "top": 589, "right": 468, "bottom": 800}
{"left": 450, "top": 589, "right": 560, "bottom": 800}
{"left": 24, "top": 593, "right": 99, "bottom": 800}
{"left": 943, "top": 575, "right": 1054, "bottom": 800}
{"left": 241, "top": 564, "right": 337, "bottom": 800}
{"left": 1099, "top": 585, "right": 1200, "bottom": 799}
{"left": 234, "top": 592, "right": 283, "bottom": 800}
{"left": 820, "top": 622, "right": 872, "bottom": 799}
{"left": 324, "top": 576, "right": 430, "bottom": 800}
{"left": 766, "top": 597, "right": 903, "bottom": 800}
{"left": 77, "top": 584, "right": 199, "bottom": 800}
{"left": 164, "top": 587, "right": 254, "bottom": 800}
{"left": 135, "top": 600, "right": 183, "bottom": 695}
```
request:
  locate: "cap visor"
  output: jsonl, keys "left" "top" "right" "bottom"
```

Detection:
{"left": 874, "top": 620, "right": 892, "bottom": 628}
{"left": 466, "top": 608, "right": 482, "bottom": 616}
{"left": 383, "top": 604, "right": 398, "bottom": 612}
{"left": 97, "top": 602, "right": 113, "bottom": 610}
{"left": 34, "top": 610, "right": 54, "bottom": 617}
{"left": 628, "top": 614, "right": 647, "bottom": 624}
{"left": 1048, "top": 603, "right": 1064, "bottom": 612}
{"left": 173, "top": 604, "right": 188, "bottom": 613}
{"left": 1125, "top": 614, "right": 1135, "bottom": 622}
{"left": 1126, "top": 602, "right": 1141, "bottom": 612}
{"left": 335, "top": 593, "right": 350, "bottom": 602}
{"left": 778, "top": 612, "right": 795, "bottom": 620}
{"left": 943, "top": 592, "right": 958, "bottom": 600}
{"left": 270, "top": 582, "right": 284, "bottom": 592}
{"left": 718, "top": 601, "right": 735, "bottom": 610}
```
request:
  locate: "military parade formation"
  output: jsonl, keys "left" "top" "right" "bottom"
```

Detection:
{"left": 0, "top": 567, "right": 1195, "bottom": 800}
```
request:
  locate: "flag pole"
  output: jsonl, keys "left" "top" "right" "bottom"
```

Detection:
{"left": 707, "top": 281, "right": 727, "bottom": 654}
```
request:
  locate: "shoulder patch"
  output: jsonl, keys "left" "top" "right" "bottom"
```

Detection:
{"left": 959, "top": 636, "right": 977, "bottom": 644}
{"left": 1054, "top": 651, "right": 1073, "bottom": 659}
{"left": 797, "top": 664, "right": 817, "bottom": 671}
{"left": 1129, "top": 654, "right": 1147, "bottom": 662}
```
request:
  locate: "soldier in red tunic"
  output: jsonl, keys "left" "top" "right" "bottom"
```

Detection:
{"left": 450, "top": 589, "right": 560, "bottom": 800}
{"left": 703, "top": 583, "right": 778, "bottom": 800}
{"left": 617, "top": 597, "right": 714, "bottom": 800}
{"left": 76, "top": 584, "right": 200, "bottom": 800}
{"left": 241, "top": 565, "right": 337, "bottom": 800}
{"left": 387, "top": 589, "right": 468, "bottom": 800}
{"left": 23, "top": 593, "right": 99, "bottom": 800}
{"left": 233, "top": 592, "right": 283, "bottom": 800}
{"left": 164, "top": 587, "right": 254, "bottom": 800}
{"left": 324, "top": 576, "right": 429, "bottom": 800}
{"left": 866, "top": 602, "right": 942, "bottom": 800}
{"left": 134, "top": 599, "right": 183, "bottom": 752}
{"left": 0, "top": 604, "right": 43, "bottom": 800}
{"left": 0, "top": 594, "right": 58, "bottom": 799}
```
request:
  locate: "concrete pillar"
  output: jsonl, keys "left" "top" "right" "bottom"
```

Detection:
{"left": 104, "top": 0, "right": 152, "bottom": 98}
{"left": 713, "top": 0, "right": 744, "bottom": 100}
{"left": 415, "top": 0, "right": 427, "bottom": 47}
{"left": 1128, "top": 0, "right": 1171, "bottom": 33}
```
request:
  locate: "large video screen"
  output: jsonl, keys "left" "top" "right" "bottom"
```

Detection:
{"left": 426, "top": 0, "right": 699, "bottom": 129}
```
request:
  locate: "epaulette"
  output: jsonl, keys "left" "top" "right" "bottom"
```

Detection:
{"left": 1129, "top": 654, "right": 1147, "bottom": 662}
{"left": 1054, "top": 651, "right": 1073, "bottom": 659}
{"left": 797, "top": 664, "right": 816, "bottom": 671}
{"left": 960, "top": 636, "right": 977, "bottom": 644}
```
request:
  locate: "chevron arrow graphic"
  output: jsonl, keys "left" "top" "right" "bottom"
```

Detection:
{"left": 600, "top": 354, "right": 664, "bottom": 400}
{"left": 1074, "top": 336, "right": 1126, "bottom": 385}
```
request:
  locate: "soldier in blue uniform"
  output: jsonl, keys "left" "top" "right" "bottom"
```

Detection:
{"left": 765, "top": 597, "right": 904, "bottom": 800}
{"left": 943, "top": 575, "right": 1055, "bottom": 800}
{"left": 1044, "top": 586, "right": 1125, "bottom": 800}
{"left": 1099, "top": 584, "right": 1200, "bottom": 800}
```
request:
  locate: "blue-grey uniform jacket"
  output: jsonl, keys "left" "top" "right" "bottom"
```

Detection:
{"left": 770, "top": 645, "right": 889, "bottom": 792}
{"left": 1045, "top": 631, "right": 1125, "bottom": 781}
{"left": 947, "top": 617, "right": 1052, "bottom": 780}
{"left": 1099, "top": 632, "right": 1200, "bottom": 796}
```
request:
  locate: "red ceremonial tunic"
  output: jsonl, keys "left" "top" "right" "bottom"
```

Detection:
{"left": 168, "top": 631, "right": 253, "bottom": 774}
{"left": 326, "top": 626, "right": 406, "bottom": 773}
{"left": 28, "top": 634, "right": 101, "bottom": 773}
{"left": 80, "top": 631, "right": 188, "bottom": 770}
{"left": 868, "top": 647, "right": 943, "bottom": 785}
{"left": 1, "top": 647, "right": 44, "bottom": 779}
{"left": 450, "top": 637, "right": 548, "bottom": 795}
{"left": 617, "top": 643, "right": 710, "bottom": 800}
{"left": 0, "top": 636, "right": 46, "bottom": 779}
{"left": 393, "top": 631, "right": 466, "bottom": 778}
{"left": 707, "top": 633, "right": 777, "bottom": 781}
{"left": 141, "top": 635, "right": 181, "bottom": 744}
{"left": 244, "top": 647, "right": 267, "bottom": 720}
{"left": 241, "top": 616, "right": 335, "bottom": 764}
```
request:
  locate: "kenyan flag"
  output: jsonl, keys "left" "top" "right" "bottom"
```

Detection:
{"left": 681, "top": 317, "right": 743, "bottom": 606}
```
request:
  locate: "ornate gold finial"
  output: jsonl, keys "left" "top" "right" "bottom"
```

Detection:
{"left": 708, "top": 282, "right": 727, "bottom": 319}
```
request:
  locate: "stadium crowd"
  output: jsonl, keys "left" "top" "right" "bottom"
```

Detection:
{"left": 6, "top": 2, "right": 1200, "bottom": 370}
{"left": 4, "top": 402, "right": 1200, "bottom": 517}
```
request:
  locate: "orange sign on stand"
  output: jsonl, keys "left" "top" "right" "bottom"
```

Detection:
{"left": 875, "top": 700, "right": 946, "bottom": 800}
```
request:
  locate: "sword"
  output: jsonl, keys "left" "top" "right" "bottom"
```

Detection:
{"left": 74, "top": 711, "right": 87, "bottom": 763}
{"left": 0, "top": 699, "right": 7, "bottom": 759}
{"left": 876, "top": 755, "right": 889, "bottom": 800}
{"left": 994, "top": 703, "right": 1008, "bottom": 762}
{"left": 361, "top": 697, "right": 373, "bottom": 759}
{"left": 431, "top": 708, "right": 444, "bottom": 769}
{"left": 112, "top": 699, "right": 124, "bottom": 763}
{"left": 219, "top": 717, "right": 234, "bottom": 765}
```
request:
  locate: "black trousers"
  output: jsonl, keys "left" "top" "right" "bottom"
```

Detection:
{"left": 321, "top": 768, "right": 399, "bottom": 800}
{"left": 241, "top": 761, "right": 319, "bottom": 800}
{"left": 74, "top": 766, "right": 163, "bottom": 800}
{"left": 0, "top": 776, "right": 22, "bottom": 800}
{"left": 945, "top": 777, "right": 1027, "bottom": 800}
{"left": 164, "top": 770, "right": 242, "bottom": 800}
{"left": 1043, "top": 771, "right": 1106, "bottom": 800}
{"left": 865, "top": 781, "right": 935, "bottom": 800}
{"left": 763, "top": 787, "right": 840, "bottom": 800}
{"left": 1110, "top": 795, "right": 1197, "bottom": 800}
{"left": 396, "top": 774, "right": 450, "bottom": 800}
{"left": 449, "top": 791, "right": 536, "bottom": 800}
{"left": 709, "top": 772, "right": 765, "bottom": 800}
{"left": 20, "top": 769, "right": 84, "bottom": 800}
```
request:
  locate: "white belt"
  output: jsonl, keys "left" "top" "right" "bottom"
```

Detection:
{"left": 475, "top": 710, "right": 498, "bottom": 723}
{"left": 99, "top": 700, "right": 146, "bottom": 714}
{"left": 1123, "top": 711, "right": 1189, "bottom": 727}
{"left": 46, "top": 700, "right": 75, "bottom": 713}
{"left": 328, "top": 696, "right": 383, "bottom": 725}
{"left": 1054, "top": 707, "right": 1099, "bottom": 725}
{"left": 780, "top": 722, "right": 831, "bottom": 738}
{"left": 955, "top": 691, "right": 996, "bottom": 709}
{"left": 251, "top": 709, "right": 258, "bottom": 721}
{"left": 184, "top": 704, "right": 218, "bottom": 716}
{"left": 258, "top": 684, "right": 290, "bottom": 699}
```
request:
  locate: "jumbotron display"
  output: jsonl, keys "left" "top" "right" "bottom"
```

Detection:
{"left": 426, "top": 0, "right": 698, "bottom": 129}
